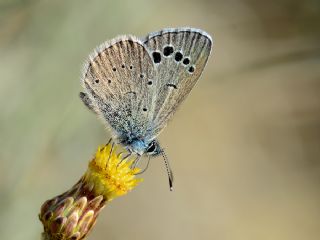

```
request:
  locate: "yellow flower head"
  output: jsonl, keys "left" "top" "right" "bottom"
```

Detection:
{"left": 39, "top": 141, "right": 143, "bottom": 240}
{"left": 84, "top": 142, "right": 143, "bottom": 201}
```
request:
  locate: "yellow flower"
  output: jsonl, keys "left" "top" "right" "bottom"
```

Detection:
{"left": 84, "top": 143, "right": 143, "bottom": 201}
{"left": 39, "top": 141, "right": 142, "bottom": 240}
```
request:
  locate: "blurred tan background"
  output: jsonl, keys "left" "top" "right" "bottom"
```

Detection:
{"left": 1, "top": 0, "right": 320, "bottom": 239}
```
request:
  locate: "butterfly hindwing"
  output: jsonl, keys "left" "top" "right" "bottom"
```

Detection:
{"left": 142, "top": 28, "right": 212, "bottom": 138}
{"left": 81, "top": 36, "right": 156, "bottom": 141}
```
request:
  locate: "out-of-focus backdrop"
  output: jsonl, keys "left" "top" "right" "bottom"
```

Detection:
{"left": 1, "top": 0, "right": 320, "bottom": 239}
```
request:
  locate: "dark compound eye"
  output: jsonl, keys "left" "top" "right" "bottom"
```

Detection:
{"left": 112, "top": 67, "right": 116, "bottom": 71}
{"left": 147, "top": 141, "right": 156, "bottom": 153}
{"left": 183, "top": 58, "right": 190, "bottom": 65}
{"left": 152, "top": 52, "right": 161, "bottom": 64}
{"left": 174, "top": 52, "right": 183, "bottom": 62}
{"left": 148, "top": 81, "right": 152, "bottom": 85}
{"left": 129, "top": 65, "right": 133, "bottom": 69}
{"left": 95, "top": 79, "right": 99, "bottom": 83}
{"left": 163, "top": 46, "right": 174, "bottom": 56}
{"left": 108, "top": 79, "right": 111, "bottom": 83}
{"left": 143, "top": 107, "right": 147, "bottom": 111}
{"left": 121, "top": 64, "right": 125, "bottom": 68}
{"left": 140, "top": 74, "right": 144, "bottom": 78}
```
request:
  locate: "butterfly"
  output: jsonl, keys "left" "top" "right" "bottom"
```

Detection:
{"left": 80, "top": 27, "right": 212, "bottom": 189}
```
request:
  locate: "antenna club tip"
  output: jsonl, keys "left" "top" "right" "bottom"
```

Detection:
{"left": 169, "top": 179, "right": 173, "bottom": 191}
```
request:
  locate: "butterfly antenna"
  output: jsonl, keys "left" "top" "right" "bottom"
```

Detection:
{"left": 161, "top": 150, "right": 174, "bottom": 191}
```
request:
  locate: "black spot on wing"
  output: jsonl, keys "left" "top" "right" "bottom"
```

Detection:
{"left": 166, "top": 83, "right": 177, "bottom": 89}
{"left": 163, "top": 46, "right": 174, "bottom": 56}
{"left": 174, "top": 52, "right": 183, "bottom": 62}
{"left": 183, "top": 58, "right": 190, "bottom": 65}
{"left": 152, "top": 51, "right": 161, "bottom": 63}
{"left": 188, "top": 66, "right": 195, "bottom": 73}
{"left": 125, "top": 91, "right": 136, "bottom": 95}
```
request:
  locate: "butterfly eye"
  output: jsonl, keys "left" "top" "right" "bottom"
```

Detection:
{"left": 95, "top": 79, "right": 100, "bottom": 83}
{"left": 147, "top": 141, "right": 156, "bottom": 153}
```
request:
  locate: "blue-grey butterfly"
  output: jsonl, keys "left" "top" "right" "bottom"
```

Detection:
{"left": 80, "top": 27, "right": 212, "bottom": 189}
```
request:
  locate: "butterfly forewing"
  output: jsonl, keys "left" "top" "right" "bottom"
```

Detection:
{"left": 81, "top": 36, "right": 156, "bottom": 140}
{"left": 142, "top": 28, "right": 212, "bottom": 138}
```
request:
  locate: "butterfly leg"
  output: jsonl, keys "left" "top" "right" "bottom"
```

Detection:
{"left": 132, "top": 155, "right": 142, "bottom": 169}
{"left": 135, "top": 156, "right": 151, "bottom": 175}
{"left": 79, "top": 92, "right": 98, "bottom": 114}
{"left": 106, "top": 141, "right": 115, "bottom": 167}
{"left": 116, "top": 152, "right": 132, "bottom": 169}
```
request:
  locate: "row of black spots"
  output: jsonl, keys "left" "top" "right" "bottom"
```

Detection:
{"left": 112, "top": 64, "right": 133, "bottom": 72}
{"left": 151, "top": 45, "right": 183, "bottom": 63}
{"left": 161, "top": 42, "right": 189, "bottom": 64}
{"left": 175, "top": 52, "right": 190, "bottom": 66}
{"left": 175, "top": 52, "right": 192, "bottom": 71}
{"left": 93, "top": 79, "right": 112, "bottom": 84}
{"left": 152, "top": 45, "right": 174, "bottom": 64}
{"left": 171, "top": 50, "right": 194, "bottom": 74}
{"left": 150, "top": 46, "right": 195, "bottom": 74}
{"left": 176, "top": 53, "right": 194, "bottom": 74}
{"left": 110, "top": 63, "right": 148, "bottom": 84}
